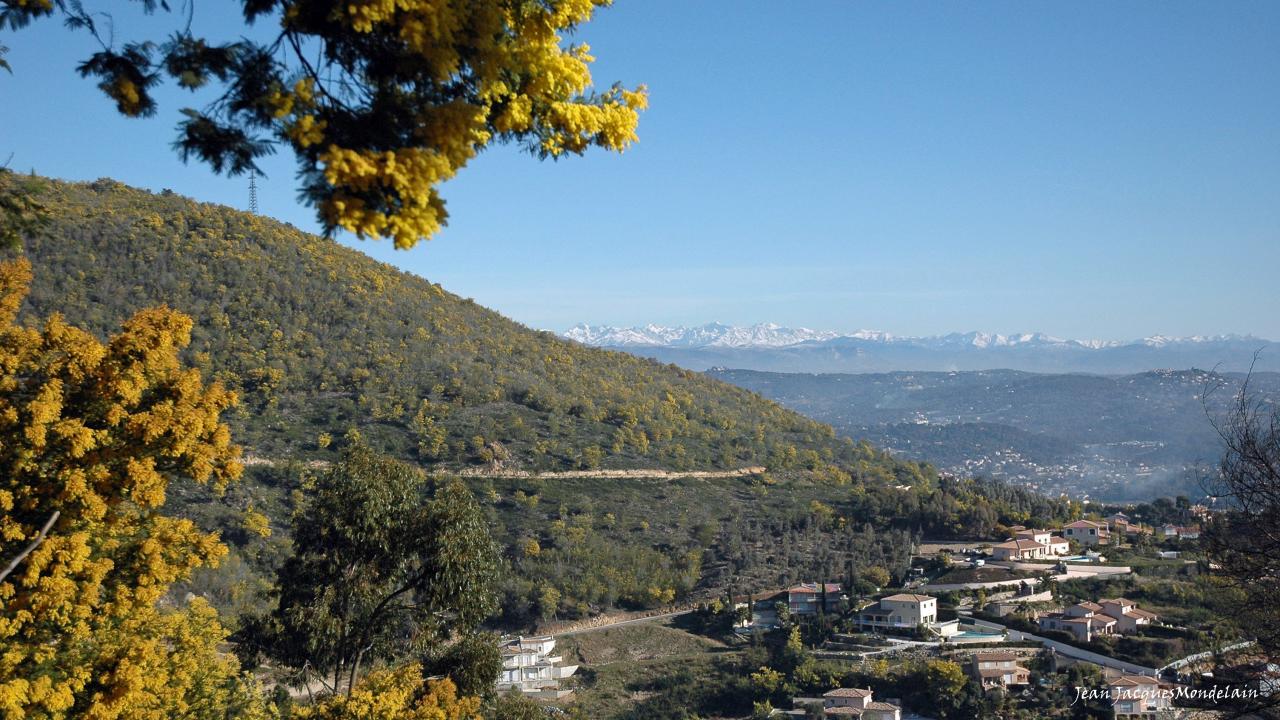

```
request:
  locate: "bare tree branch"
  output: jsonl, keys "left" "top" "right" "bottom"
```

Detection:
{"left": 0, "top": 510, "right": 60, "bottom": 584}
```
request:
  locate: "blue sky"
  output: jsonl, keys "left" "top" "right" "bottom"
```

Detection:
{"left": 2, "top": 1, "right": 1278, "bottom": 340}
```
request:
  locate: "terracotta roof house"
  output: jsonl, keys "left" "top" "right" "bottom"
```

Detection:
{"left": 1038, "top": 604, "right": 1118, "bottom": 642}
{"left": 825, "top": 688, "right": 874, "bottom": 699}
{"left": 1108, "top": 674, "right": 1171, "bottom": 717}
{"left": 1015, "top": 529, "right": 1054, "bottom": 545}
{"left": 787, "top": 582, "right": 846, "bottom": 615}
{"left": 1066, "top": 601, "right": 1104, "bottom": 617}
{"left": 882, "top": 593, "right": 935, "bottom": 602}
{"left": 1107, "top": 513, "right": 1152, "bottom": 537}
{"left": 1012, "top": 529, "right": 1071, "bottom": 555}
{"left": 1062, "top": 520, "right": 1110, "bottom": 546}
{"left": 818, "top": 687, "right": 901, "bottom": 719}
{"left": 992, "top": 538, "right": 1051, "bottom": 561}
{"left": 968, "top": 651, "right": 1031, "bottom": 690}
{"left": 1099, "top": 598, "right": 1159, "bottom": 634}
{"left": 858, "top": 594, "right": 935, "bottom": 629}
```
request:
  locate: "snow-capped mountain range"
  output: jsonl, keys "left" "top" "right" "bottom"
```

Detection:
{"left": 565, "top": 322, "right": 842, "bottom": 348}
{"left": 562, "top": 323, "right": 1277, "bottom": 374}
{"left": 564, "top": 322, "right": 1256, "bottom": 351}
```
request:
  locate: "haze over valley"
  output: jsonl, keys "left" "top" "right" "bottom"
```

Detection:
{"left": 569, "top": 323, "right": 1280, "bottom": 501}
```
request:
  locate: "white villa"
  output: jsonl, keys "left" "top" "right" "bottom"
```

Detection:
{"left": 857, "top": 593, "right": 956, "bottom": 637}
{"left": 817, "top": 688, "right": 901, "bottom": 719}
{"left": 1015, "top": 529, "right": 1068, "bottom": 551}
{"left": 497, "top": 635, "right": 578, "bottom": 699}
{"left": 990, "top": 529, "right": 1071, "bottom": 561}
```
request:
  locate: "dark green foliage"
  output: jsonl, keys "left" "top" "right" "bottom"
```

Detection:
{"left": 423, "top": 631, "right": 503, "bottom": 700}
{"left": 251, "top": 444, "right": 498, "bottom": 693}
{"left": 0, "top": 169, "right": 49, "bottom": 251}
{"left": 843, "top": 473, "right": 1074, "bottom": 539}
{"left": 1021, "top": 657, "right": 1110, "bottom": 719}
{"left": 479, "top": 465, "right": 1075, "bottom": 625}
{"left": 488, "top": 690, "right": 546, "bottom": 720}
{"left": 617, "top": 659, "right": 753, "bottom": 720}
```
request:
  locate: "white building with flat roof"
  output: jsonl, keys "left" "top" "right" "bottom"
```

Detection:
{"left": 497, "top": 635, "right": 578, "bottom": 700}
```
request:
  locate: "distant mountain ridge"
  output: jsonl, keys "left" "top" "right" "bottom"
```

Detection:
{"left": 564, "top": 323, "right": 1278, "bottom": 374}
{"left": 565, "top": 322, "right": 844, "bottom": 348}
{"left": 565, "top": 322, "right": 1267, "bottom": 351}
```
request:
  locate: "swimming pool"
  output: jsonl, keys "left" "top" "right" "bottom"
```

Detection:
{"left": 951, "top": 630, "right": 1006, "bottom": 640}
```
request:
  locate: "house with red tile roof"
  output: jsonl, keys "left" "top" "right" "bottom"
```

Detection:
{"left": 1062, "top": 519, "right": 1110, "bottom": 546}
{"left": 857, "top": 593, "right": 938, "bottom": 633}
{"left": 1108, "top": 674, "right": 1172, "bottom": 717}
{"left": 968, "top": 651, "right": 1031, "bottom": 690}
{"left": 1038, "top": 602, "right": 1118, "bottom": 642}
{"left": 787, "top": 582, "right": 845, "bottom": 615}
{"left": 1099, "top": 598, "right": 1159, "bottom": 634}
{"left": 817, "top": 687, "right": 901, "bottom": 719}
{"left": 992, "top": 538, "right": 1052, "bottom": 561}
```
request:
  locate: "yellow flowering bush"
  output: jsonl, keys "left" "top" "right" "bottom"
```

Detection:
{"left": 6, "top": 0, "right": 647, "bottom": 248}
{"left": 0, "top": 258, "right": 268, "bottom": 718}
{"left": 302, "top": 0, "right": 648, "bottom": 248}
{"left": 292, "top": 668, "right": 480, "bottom": 720}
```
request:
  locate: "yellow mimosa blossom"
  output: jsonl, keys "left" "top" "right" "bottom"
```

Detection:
{"left": 293, "top": 667, "right": 480, "bottom": 720}
{"left": 0, "top": 258, "right": 268, "bottom": 718}
{"left": 284, "top": 0, "right": 646, "bottom": 246}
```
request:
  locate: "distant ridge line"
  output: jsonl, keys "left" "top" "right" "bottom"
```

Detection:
{"left": 455, "top": 466, "right": 768, "bottom": 480}
{"left": 564, "top": 322, "right": 1273, "bottom": 351}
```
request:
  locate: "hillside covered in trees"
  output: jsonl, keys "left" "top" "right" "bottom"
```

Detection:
{"left": 14, "top": 177, "right": 1089, "bottom": 634}
{"left": 20, "top": 177, "right": 917, "bottom": 481}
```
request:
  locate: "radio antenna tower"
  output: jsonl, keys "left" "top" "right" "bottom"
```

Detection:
{"left": 248, "top": 171, "right": 260, "bottom": 214}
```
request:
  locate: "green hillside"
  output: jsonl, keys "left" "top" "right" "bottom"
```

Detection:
{"left": 11, "top": 177, "right": 1085, "bottom": 631}
{"left": 18, "top": 177, "right": 919, "bottom": 483}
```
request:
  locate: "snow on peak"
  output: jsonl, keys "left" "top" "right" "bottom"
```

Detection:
{"left": 565, "top": 322, "right": 839, "bottom": 348}
{"left": 564, "top": 323, "right": 1263, "bottom": 351}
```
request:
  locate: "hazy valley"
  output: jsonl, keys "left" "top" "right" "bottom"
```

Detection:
{"left": 566, "top": 323, "right": 1280, "bottom": 502}
{"left": 709, "top": 367, "right": 1280, "bottom": 502}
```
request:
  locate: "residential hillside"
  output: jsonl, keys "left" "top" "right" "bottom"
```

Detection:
{"left": 18, "top": 177, "right": 915, "bottom": 483}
